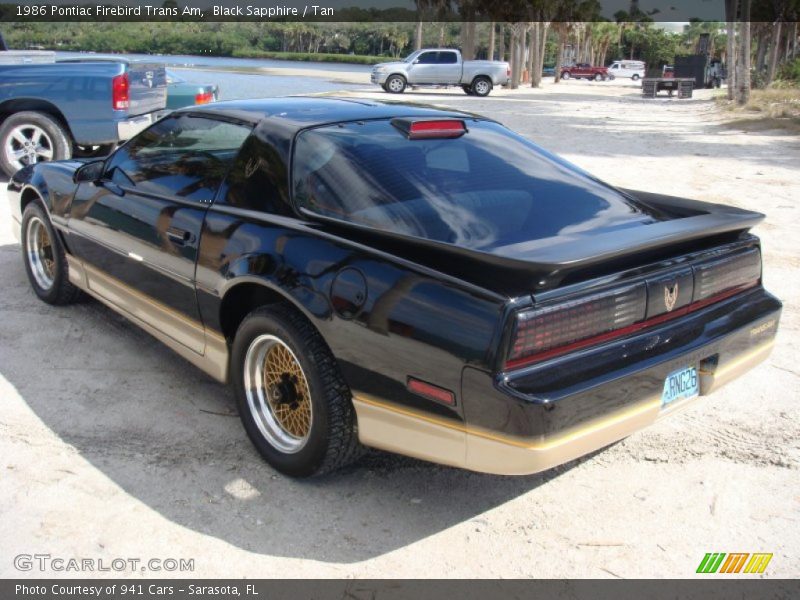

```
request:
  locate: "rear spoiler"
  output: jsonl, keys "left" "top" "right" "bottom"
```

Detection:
{"left": 499, "top": 189, "right": 763, "bottom": 274}
{"left": 306, "top": 190, "right": 764, "bottom": 296}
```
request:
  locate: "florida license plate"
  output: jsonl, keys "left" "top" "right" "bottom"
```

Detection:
{"left": 661, "top": 365, "right": 699, "bottom": 408}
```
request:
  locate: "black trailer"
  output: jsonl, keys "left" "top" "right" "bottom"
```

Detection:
{"left": 675, "top": 54, "right": 724, "bottom": 89}
{"left": 641, "top": 77, "right": 695, "bottom": 99}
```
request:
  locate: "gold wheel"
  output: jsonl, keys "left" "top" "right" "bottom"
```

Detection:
{"left": 243, "top": 334, "right": 313, "bottom": 453}
{"left": 263, "top": 342, "right": 312, "bottom": 439}
{"left": 25, "top": 215, "right": 56, "bottom": 290}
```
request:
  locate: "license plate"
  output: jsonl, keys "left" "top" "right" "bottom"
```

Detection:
{"left": 661, "top": 365, "right": 699, "bottom": 408}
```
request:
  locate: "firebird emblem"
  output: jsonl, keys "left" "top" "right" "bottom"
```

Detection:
{"left": 664, "top": 282, "right": 679, "bottom": 312}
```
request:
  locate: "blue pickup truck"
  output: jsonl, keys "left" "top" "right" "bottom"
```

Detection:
{"left": 0, "top": 51, "right": 166, "bottom": 177}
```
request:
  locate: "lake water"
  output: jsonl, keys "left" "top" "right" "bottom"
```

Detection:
{"left": 55, "top": 51, "right": 371, "bottom": 99}
{"left": 169, "top": 67, "right": 367, "bottom": 99}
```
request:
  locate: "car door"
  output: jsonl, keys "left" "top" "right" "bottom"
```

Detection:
{"left": 435, "top": 50, "right": 461, "bottom": 83}
{"left": 67, "top": 113, "right": 252, "bottom": 353}
{"left": 407, "top": 50, "right": 440, "bottom": 84}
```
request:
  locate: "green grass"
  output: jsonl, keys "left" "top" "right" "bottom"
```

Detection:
{"left": 715, "top": 87, "right": 800, "bottom": 132}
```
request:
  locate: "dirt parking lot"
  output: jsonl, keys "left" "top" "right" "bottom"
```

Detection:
{"left": 1, "top": 79, "right": 798, "bottom": 578}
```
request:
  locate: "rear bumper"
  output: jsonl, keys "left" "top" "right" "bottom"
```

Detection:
{"left": 68, "top": 110, "right": 167, "bottom": 146}
{"left": 464, "top": 337, "right": 775, "bottom": 475}
{"left": 117, "top": 110, "right": 166, "bottom": 140}
{"left": 354, "top": 288, "right": 781, "bottom": 475}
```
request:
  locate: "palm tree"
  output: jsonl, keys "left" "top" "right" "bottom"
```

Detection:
{"left": 726, "top": 0, "right": 737, "bottom": 100}
{"left": 736, "top": 0, "right": 751, "bottom": 105}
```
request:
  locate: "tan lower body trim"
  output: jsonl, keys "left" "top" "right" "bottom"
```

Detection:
{"left": 354, "top": 395, "right": 468, "bottom": 469}
{"left": 354, "top": 393, "right": 660, "bottom": 475}
{"left": 66, "top": 255, "right": 229, "bottom": 382}
{"left": 353, "top": 339, "right": 776, "bottom": 476}
{"left": 704, "top": 339, "right": 775, "bottom": 393}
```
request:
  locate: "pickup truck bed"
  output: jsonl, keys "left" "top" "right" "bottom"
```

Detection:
{"left": 642, "top": 77, "right": 695, "bottom": 99}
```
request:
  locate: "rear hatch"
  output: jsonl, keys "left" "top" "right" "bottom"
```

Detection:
{"left": 293, "top": 117, "right": 762, "bottom": 297}
{"left": 125, "top": 61, "right": 167, "bottom": 116}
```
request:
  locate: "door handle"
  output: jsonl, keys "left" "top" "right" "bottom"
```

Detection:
{"left": 166, "top": 226, "right": 193, "bottom": 245}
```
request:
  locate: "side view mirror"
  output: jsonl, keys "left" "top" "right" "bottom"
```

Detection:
{"left": 412, "top": 59, "right": 420, "bottom": 64}
{"left": 73, "top": 160, "right": 105, "bottom": 184}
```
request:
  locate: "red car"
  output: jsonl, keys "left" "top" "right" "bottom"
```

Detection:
{"left": 561, "top": 63, "right": 609, "bottom": 81}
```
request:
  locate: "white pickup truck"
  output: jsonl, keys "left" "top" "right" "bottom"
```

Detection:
{"left": 371, "top": 49, "right": 510, "bottom": 97}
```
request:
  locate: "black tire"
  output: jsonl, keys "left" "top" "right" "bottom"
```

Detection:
{"left": 232, "top": 305, "right": 363, "bottom": 477}
{"left": 594, "top": 73, "right": 603, "bottom": 81}
{"left": 632, "top": 74, "right": 640, "bottom": 81}
{"left": 461, "top": 84, "right": 473, "bottom": 95}
{"left": 561, "top": 71, "right": 571, "bottom": 80}
{"left": 0, "top": 111, "right": 71, "bottom": 178}
{"left": 471, "top": 76, "right": 493, "bottom": 97}
{"left": 385, "top": 74, "right": 406, "bottom": 94}
{"left": 21, "top": 200, "right": 83, "bottom": 305}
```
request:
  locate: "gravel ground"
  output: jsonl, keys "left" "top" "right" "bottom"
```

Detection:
{"left": 0, "top": 78, "right": 798, "bottom": 579}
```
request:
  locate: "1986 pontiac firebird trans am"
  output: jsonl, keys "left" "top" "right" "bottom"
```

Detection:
{"left": 8, "top": 98, "right": 782, "bottom": 477}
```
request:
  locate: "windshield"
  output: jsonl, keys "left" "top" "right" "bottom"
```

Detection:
{"left": 292, "top": 120, "right": 662, "bottom": 251}
{"left": 403, "top": 50, "right": 422, "bottom": 63}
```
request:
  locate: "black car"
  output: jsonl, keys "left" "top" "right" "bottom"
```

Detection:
{"left": 8, "top": 98, "right": 782, "bottom": 477}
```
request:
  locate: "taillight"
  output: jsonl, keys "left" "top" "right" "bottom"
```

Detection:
{"left": 391, "top": 118, "right": 466, "bottom": 139}
{"left": 112, "top": 73, "right": 130, "bottom": 110}
{"left": 194, "top": 91, "right": 214, "bottom": 105}
{"left": 694, "top": 249, "right": 761, "bottom": 301}
{"left": 507, "top": 284, "right": 646, "bottom": 368}
{"left": 505, "top": 248, "right": 762, "bottom": 370}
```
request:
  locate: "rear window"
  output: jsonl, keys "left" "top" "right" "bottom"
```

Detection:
{"left": 292, "top": 120, "right": 661, "bottom": 251}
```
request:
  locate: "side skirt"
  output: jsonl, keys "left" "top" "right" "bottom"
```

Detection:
{"left": 66, "top": 254, "right": 229, "bottom": 383}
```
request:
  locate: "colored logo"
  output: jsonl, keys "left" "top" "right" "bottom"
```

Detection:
{"left": 664, "top": 282, "right": 679, "bottom": 312}
{"left": 696, "top": 552, "right": 773, "bottom": 574}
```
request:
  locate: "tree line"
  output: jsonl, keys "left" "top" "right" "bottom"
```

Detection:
{"left": 5, "top": 9, "right": 799, "bottom": 102}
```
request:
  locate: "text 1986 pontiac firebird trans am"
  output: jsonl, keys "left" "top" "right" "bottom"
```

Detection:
{"left": 8, "top": 98, "right": 782, "bottom": 477}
